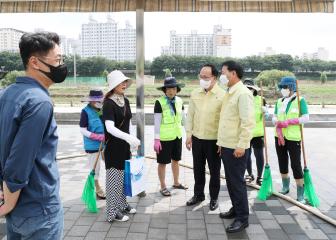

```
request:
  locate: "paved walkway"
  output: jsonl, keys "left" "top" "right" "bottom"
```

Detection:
{"left": 59, "top": 156, "right": 335, "bottom": 240}
{"left": 57, "top": 126, "right": 336, "bottom": 220}
{"left": 1, "top": 125, "right": 335, "bottom": 239}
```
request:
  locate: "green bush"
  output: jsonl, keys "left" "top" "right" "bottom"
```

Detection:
{"left": 255, "top": 69, "right": 295, "bottom": 88}
{"left": 163, "top": 68, "right": 172, "bottom": 78}
{"left": 320, "top": 72, "right": 327, "bottom": 84}
{"left": 1, "top": 70, "right": 25, "bottom": 87}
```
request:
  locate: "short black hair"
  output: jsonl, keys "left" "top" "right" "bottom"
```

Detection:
{"left": 162, "top": 86, "right": 181, "bottom": 93}
{"left": 201, "top": 64, "right": 219, "bottom": 78}
{"left": 19, "top": 32, "right": 60, "bottom": 69}
{"left": 221, "top": 60, "right": 244, "bottom": 79}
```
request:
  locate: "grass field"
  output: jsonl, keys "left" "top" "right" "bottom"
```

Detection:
{"left": 49, "top": 80, "right": 336, "bottom": 106}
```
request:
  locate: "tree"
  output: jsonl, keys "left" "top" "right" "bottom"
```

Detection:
{"left": 0, "top": 52, "right": 23, "bottom": 71}
{"left": 255, "top": 69, "right": 295, "bottom": 88}
{"left": 1, "top": 70, "right": 25, "bottom": 87}
{"left": 102, "top": 69, "right": 109, "bottom": 82}
{"left": 320, "top": 72, "right": 327, "bottom": 84}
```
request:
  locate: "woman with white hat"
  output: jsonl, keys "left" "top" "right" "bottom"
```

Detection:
{"left": 102, "top": 70, "right": 140, "bottom": 222}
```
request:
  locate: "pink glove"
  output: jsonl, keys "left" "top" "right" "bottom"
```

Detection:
{"left": 90, "top": 133, "right": 105, "bottom": 142}
{"left": 276, "top": 127, "right": 285, "bottom": 146}
{"left": 277, "top": 118, "right": 300, "bottom": 128}
{"left": 287, "top": 118, "right": 300, "bottom": 125}
{"left": 276, "top": 120, "right": 289, "bottom": 128}
{"left": 154, "top": 139, "right": 162, "bottom": 153}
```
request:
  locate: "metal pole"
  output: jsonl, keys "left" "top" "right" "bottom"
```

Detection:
{"left": 136, "top": 0, "right": 145, "bottom": 156}
{"left": 74, "top": 50, "right": 77, "bottom": 87}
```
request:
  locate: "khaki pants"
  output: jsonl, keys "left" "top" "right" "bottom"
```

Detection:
{"left": 87, "top": 152, "right": 103, "bottom": 180}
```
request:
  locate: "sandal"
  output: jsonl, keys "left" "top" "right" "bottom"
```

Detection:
{"left": 160, "top": 188, "right": 171, "bottom": 197}
{"left": 256, "top": 177, "right": 263, "bottom": 186}
{"left": 245, "top": 174, "right": 255, "bottom": 183}
{"left": 96, "top": 189, "right": 106, "bottom": 199}
{"left": 172, "top": 184, "right": 188, "bottom": 190}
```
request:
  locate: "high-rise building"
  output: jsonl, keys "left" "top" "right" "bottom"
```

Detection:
{"left": 213, "top": 25, "right": 231, "bottom": 58}
{"left": 81, "top": 16, "right": 135, "bottom": 61}
{"left": 117, "top": 21, "right": 136, "bottom": 62}
{"left": 0, "top": 28, "right": 25, "bottom": 52}
{"left": 259, "top": 47, "right": 276, "bottom": 57}
{"left": 161, "top": 25, "right": 231, "bottom": 58}
{"left": 316, "top": 47, "right": 329, "bottom": 61}
{"left": 302, "top": 47, "right": 329, "bottom": 61}
{"left": 60, "top": 36, "right": 81, "bottom": 56}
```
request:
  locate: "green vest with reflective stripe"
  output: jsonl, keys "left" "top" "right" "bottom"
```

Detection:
{"left": 275, "top": 97, "right": 301, "bottom": 141}
{"left": 158, "top": 96, "right": 183, "bottom": 141}
{"left": 253, "top": 96, "right": 264, "bottom": 138}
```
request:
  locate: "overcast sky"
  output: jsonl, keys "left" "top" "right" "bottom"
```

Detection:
{"left": 0, "top": 7, "right": 335, "bottom": 60}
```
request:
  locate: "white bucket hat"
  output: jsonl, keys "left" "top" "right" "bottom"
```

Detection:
{"left": 107, "top": 70, "right": 132, "bottom": 92}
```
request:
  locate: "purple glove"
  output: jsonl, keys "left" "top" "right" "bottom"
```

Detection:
{"left": 277, "top": 118, "right": 300, "bottom": 128}
{"left": 90, "top": 133, "right": 105, "bottom": 142}
{"left": 154, "top": 139, "right": 162, "bottom": 153}
{"left": 276, "top": 127, "right": 285, "bottom": 146}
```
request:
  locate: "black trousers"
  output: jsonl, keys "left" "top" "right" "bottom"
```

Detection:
{"left": 247, "top": 136, "right": 264, "bottom": 178}
{"left": 275, "top": 137, "right": 303, "bottom": 179}
{"left": 221, "top": 147, "right": 249, "bottom": 222}
{"left": 192, "top": 136, "right": 221, "bottom": 200}
{"left": 247, "top": 148, "right": 264, "bottom": 178}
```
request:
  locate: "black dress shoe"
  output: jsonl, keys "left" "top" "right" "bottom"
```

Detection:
{"left": 226, "top": 220, "right": 249, "bottom": 233}
{"left": 219, "top": 207, "right": 236, "bottom": 219}
{"left": 186, "top": 196, "right": 205, "bottom": 206}
{"left": 209, "top": 199, "right": 218, "bottom": 211}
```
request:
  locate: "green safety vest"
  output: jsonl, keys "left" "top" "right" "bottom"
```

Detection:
{"left": 275, "top": 97, "right": 301, "bottom": 141}
{"left": 253, "top": 96, "right": 264, "bottom": 138}
{"left": 158, "top": 96, "right": 183, "bottom": 141}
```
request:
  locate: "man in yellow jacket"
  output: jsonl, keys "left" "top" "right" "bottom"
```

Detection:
{"left": 185, "top": 64, "right": 225, "bottom": 211}
{"left": 217, "top": 61, "right": 255, "bottom": 233}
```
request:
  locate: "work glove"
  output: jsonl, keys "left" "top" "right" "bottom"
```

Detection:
{"left": 126, "top": 135, "right": 141, "bottom": 149}
{"left": 276, "top": 127, "right": 285, "bottom": 146}
{"left": 277, "top": 118, "right": 300, "bottom": 128}
{"left": 154, "top": 139, "right": 162, "bottom": 153}
{"left": 89, "top": 133, "right": 105, "bottom": 142}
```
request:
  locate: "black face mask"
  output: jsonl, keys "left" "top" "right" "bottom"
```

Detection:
{"left": 38, "top": 58, "right": 68, "bottom": 83}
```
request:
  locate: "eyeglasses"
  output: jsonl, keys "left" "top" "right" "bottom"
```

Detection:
{"left": 39, "top": 55, "right": 65, "bottom": 65}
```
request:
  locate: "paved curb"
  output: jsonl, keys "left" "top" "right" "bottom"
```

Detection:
{"left": 55, "top": 112, "right": 336, "bottom": 127}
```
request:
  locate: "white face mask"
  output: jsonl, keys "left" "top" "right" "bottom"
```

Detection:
{"left": 281, "top": 88, "right": 290, "bottom": 98}
{"left": 219, "top": 75, "right": 229, "bottom": 85}
{"left": 93, "top": 102, "right": 103, "bottom": 109}
{"left": 200, "top": 79, "right": 211, "bottom": 90}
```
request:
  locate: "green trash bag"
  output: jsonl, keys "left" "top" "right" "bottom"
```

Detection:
{"left": 258, "top": 164, "right": 274, "bottom": 201}
{"left": 81, "top": 170, "right": 98, "bottom": 213}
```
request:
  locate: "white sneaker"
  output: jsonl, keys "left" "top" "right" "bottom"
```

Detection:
{"left": 124, "top": 205, "right": 137, "bottom": 214}
{"left": 115, "top": 212, "right": 129, "bottom": 222}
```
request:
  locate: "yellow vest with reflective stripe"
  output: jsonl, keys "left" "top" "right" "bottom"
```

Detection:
{"left": 158, "top": 96, "right": 183, "bottom": 141}
{"left": 253, "top": 96, "right": 264, "bottom": 138}
{"left": 274, "top": 98, "right": 301, "bottom": 141}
